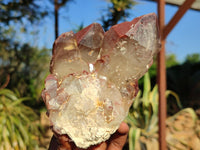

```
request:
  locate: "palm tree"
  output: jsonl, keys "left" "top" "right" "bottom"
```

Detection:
{"left": 54, "top": 0, "right": 73, "bottom": 39}
{"left": 101, "top": 0, "right": 137, "bottom": 31}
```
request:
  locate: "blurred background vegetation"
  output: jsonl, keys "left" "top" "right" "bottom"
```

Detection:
{"left": 0, "top": 0, "right": 200, "bottom": 149}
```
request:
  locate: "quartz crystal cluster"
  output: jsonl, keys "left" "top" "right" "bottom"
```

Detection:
{"left": 42, "top": 13, "right": 160, "bottom": 148}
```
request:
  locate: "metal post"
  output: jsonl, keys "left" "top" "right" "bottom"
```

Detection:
{"left": 157, "top": 0, "right": 167, "bottom": 149}
{"left": 163, "top": 0, "right": 195, "bottom": 39}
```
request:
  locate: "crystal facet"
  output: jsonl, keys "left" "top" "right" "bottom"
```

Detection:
{"left": 42, "top": 13, "right": 160, "bottom": 149}
{"left": 75, "top": 23, "right": 104, "bottom": 64}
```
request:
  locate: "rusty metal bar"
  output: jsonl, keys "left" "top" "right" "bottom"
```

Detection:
{"left": 157, "top": 0, "right": 167, "bottom": 150}
{"left": 156, "top": 0, "right": 196, "bottom": 149}
{"left": 163, "top": 0, "right": 195, "bottom": 39}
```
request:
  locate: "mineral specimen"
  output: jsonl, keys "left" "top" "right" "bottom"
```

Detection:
{"left": 42, "top": 13, "right": 160, "bottom": 149}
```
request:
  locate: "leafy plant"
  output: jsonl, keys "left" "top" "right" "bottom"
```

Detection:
{"left": 101, "top": 0, "right": 137, "bottom": 31}
{"left": 126, "top": 72, "right": 182, "bottom": 150}
{"left": 0, "top": 88, "right": 41, "bottom": 150}
{"left": 166, "top": 108, "right": 200, "bottom": 149}
{"left": 0, "top": 43, "right": 50, "bottom": 108}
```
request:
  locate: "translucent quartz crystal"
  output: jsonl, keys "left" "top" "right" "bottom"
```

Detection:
{"left": 96, "top": 13, "right": 160, "bottom": 89}
{"left": 50, "top": 31, "right": 89, "bottom": 79}
{"left": 42, "top": 13, "right": 160, "bottom": 149}
{"left": 75, "top": 23, "right": 104, "bottom": 64}
{"left": 44, "top": 73, "right": 126, "bottom": 148}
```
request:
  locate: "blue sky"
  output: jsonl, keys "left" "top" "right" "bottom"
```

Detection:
{"left": 37, "top": 0, "right": 200, "bottom": 62}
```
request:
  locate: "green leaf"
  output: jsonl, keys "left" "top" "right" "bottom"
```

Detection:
{"left": 10, "top": 97, "right": 30, "bottom": 107}
{"left": 6, "top": 118, "right": 13, "bottom": 143}
{"left": 149, "top": 85, "right": 158, "bottom": 113}
{"left": 15, "top": 129, "right": 26, "bottom": 150}
{"left": 129, "top": 127, "right": 141, "bottom": 150}
{"left": 133, "top": 91, "right": 141, "bottom": 109}
{"left": 143, "top": 72, "right": 151, "bottom": 102}
{"left": 10, "top": 116, "right": 29, "bottom": 144}
{"left": 3, "top": 126, "right": 11, "bottom": 150}
{"left": 0, "top": 89, "right": 18, "bottom": 101}
{"left": 17, "top": 112, "right": 31, "bottom": 124}
{"left": 126, "top": 113, "right": 140, "bottom": 127}
{"left": 166, "top": 90, "right": 182, "bottom": 109}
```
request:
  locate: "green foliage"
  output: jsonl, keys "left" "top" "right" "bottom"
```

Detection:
{"left": 166, "top": 54, "right": 179, "bottom": 68}
{"left": 185, "top": 53, "right": 200, "bottom": 64}
{"left": 138, "top": 54, "right": 179, "bottom": 90}
{"left": 0, "top": 0, "right": 47, "bottom": 25}
{"left": 110, "top": 0, "right": 136, "bottom": 11}
{"left": 73, "top": 22, "right": 84, "bottom": 33}
{"left": 0, "top": 0, "right": 48, "bottom": 45}
{"left": 101, "top": 0, "right": 137, "bottom": 31}
{"left": 0, "top": 43, "right": 50, "bottom": 104}
{"left": 0, "top": 88, "right": 41, "bottom": 150}
{"left": 126, "top": 72, "right": 182, "bottom": 150}
{"left": 0, "top": 1, "right": 50, "bottom": 108}
{"left": 166, "top": 108, "right": 199, "bottom": 149}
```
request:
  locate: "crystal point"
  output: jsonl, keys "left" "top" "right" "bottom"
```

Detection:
{"left": 75, "top": 23, "right": 104, "bottom": 63}
{"left": 42, "top": 13, "right": 160, "bottom": 148}
{"left": 97, "top": 13, "right": 160, "bottom": 88}
{"left": 50, "top": 31, "right": 89, "bottom": 79}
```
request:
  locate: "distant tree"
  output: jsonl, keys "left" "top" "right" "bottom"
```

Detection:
{"left": 0, "top": 0, "right": 47, "bottom": 25}
{"left": 0, "top": 0, "right": 50, "bottom": 107}
{"left": 101, "top": 0, "right": 137, "bottom": 31}
{"left": 0, "top": 0, "right": 48, "bottom": 49}
{"left": 185, "top": 53, "right": 200, "bottom": 64}
{"left": 166, "top": 54, "right": 179, "bottom": 67}
{"left": 0, "top": 43, "right": 50, "bottom": 104}
{"left": 52, "top": 0, "right": 73, "bottom": 39}
{"left": 73, "top": 22, "right": 84, "bottom": 33}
